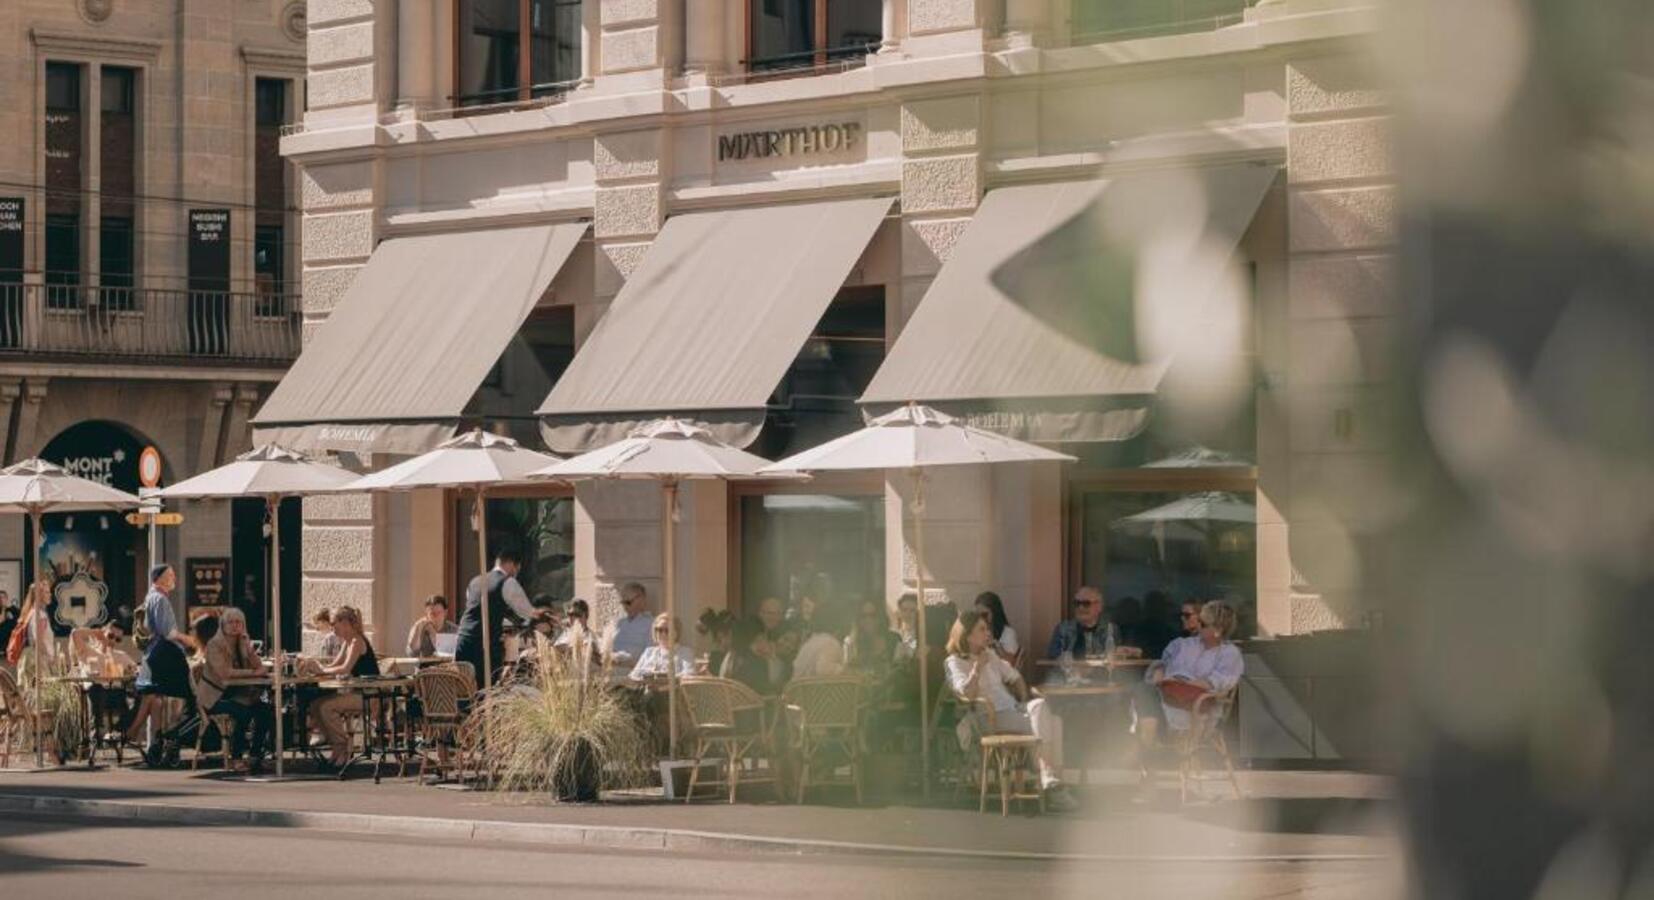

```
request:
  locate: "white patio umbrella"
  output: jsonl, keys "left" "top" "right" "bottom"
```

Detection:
{"left": 157, "top": 445, "right": 358, "bottom": 777}
{"left": 0, "top": 458, "right": 143, "bottom": 766}
{"left": 339, "top": 430, "right": 560, "bottom": 693}
{"left": 531, "top": 418, "right": 791, "bottom": 754}
{"left": 761, "top": 403, "right": 1075, "bottom": 793}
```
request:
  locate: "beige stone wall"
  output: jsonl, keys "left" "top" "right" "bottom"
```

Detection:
{"left": 280, "top": 1, "right": 1391, "bottom": 640}
{"left": 1280, "top": 51, "right": 1396, "bottom": 632}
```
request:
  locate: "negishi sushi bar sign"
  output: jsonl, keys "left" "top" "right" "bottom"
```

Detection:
{"left": 717, "top": 122, "right": 862, "bottom": 162}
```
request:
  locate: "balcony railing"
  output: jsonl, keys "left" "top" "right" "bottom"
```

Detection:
{"left": 0, "top": 281, "right": 300, "bottom": 366}
{"left": 1070, "top": 0, "right": 1254, "bottom": 44}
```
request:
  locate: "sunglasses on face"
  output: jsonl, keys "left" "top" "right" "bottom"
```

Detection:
{"left": 1073, "top": 600, "right": 1099, "bottom": 608}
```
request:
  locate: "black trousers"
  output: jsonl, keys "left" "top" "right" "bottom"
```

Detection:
{"left": 209, "top": 697, "right": 273, "bottom": 758}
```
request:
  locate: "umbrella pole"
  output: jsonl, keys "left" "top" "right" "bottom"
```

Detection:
{"left": 663, "top": 480, "right": 679, "bottom": 758}
{"left": 31, "top": 507, "right": 44, "bottom": 768}
{"left": 270, "top": 496, "right": 285, "bottom": 778}
{"left": 912, "top": 470, "right": 931, "bottom": 799}
{"left": 476, "top": 488, "right": 492, "bottom": 692}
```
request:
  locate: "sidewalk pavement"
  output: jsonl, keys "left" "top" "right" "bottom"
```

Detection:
{"left": 0, "top": 765, "right": 1398, "bottom": 862}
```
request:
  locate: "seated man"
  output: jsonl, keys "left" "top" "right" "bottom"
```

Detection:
{"left": 1133, "top": 600, "right": 1244, "bottom": 768}
{"left": 1045, "top": 586, "right": 1119, "bottom": 662}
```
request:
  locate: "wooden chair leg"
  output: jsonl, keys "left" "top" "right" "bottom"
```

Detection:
{"left": 684, "top": 741, "right": 704, "bottom": 803}
{"left": 998, "top": 752, "right": 1012, "bottom": 817}
{"left": 978, "top": 746, "right": 991, "bottom": 813}
{"left": 727, "top": 745, "right": 740, "bottom": 805}
{"left": 1216, "top": 733, "right": 1243, "bottom": 799}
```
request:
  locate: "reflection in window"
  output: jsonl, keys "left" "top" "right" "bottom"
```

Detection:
{"left": 741, "top": 493, "right": 884, "bottom": 626}
{"left": 757, "top": 285, "right": 885, "bottom": 460}
{"left": 1070, "top": 0, "right": 1250, "bottom": 43}
{"left": 456, "top": 0, "right": 582, "bottom": 107}
{"left": 456, "top": 495, "right": 576, "bottom": 605}
{"left": 45, "top": 62, "right": 83, "bottom": 308}
{"left": 748, "top": 0, "right": 882, "bottom": 73}
{"left": 1081, "top": 489, "right": 1256, "bottom": 644}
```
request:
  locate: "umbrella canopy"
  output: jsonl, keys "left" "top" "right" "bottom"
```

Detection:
{"left": 1143, "top": 446, "right": 1252, "bottom": 469}
{"left": 1114, "top": 491, "right": 1256, "bottom": 528}
{"left": 340, "top": 429, "right": 560, "bottom": 492}
{"left": 0, "top": 458, "right": 143, "bottom": 512}
{"left": 531, "top": 418, "right": 778, "bottom": 481}
{"left": 157, "top": 445, "right": 358, "bottom": 500}
{"left": 761, "top": 403, "right": 1076, "bottom": 474}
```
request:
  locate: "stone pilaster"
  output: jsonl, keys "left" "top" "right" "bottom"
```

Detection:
{"left": 897, "top": 94, "right": 981, "bottom": 330}
{"left": 903, "top": 0, "right": 990, "bottom": 56}
{"left": 1279, "top": 52, "right": 1396, "bottom": 634}
{"left": 301, "top": 491, "right": 377, "bottom": 651}
{"left": 0, "top": 378, "right": 21, "bottom": 465}
{"left": 194, "top": 382, "right": 234, "bottom": 473}
{"left": 11, "top": 379, "right": 48, "bottom": 461}
{"left": 595, "top": 0, "right": 681, "bottom": 92}
{"left": 303, "top": 0, "right": 394, "bottom": 128}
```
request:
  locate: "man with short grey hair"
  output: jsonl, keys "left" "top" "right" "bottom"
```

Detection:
{"left": 603, "top": 581, "right": 653, "bottom": 666}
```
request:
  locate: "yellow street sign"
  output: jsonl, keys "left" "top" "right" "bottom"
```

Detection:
{"left": 126, "top": 512, "right": 184, "bottom": 526}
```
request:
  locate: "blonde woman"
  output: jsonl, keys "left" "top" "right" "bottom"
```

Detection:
{"left": 303, "top": 605, "right": 378, "bottom": 772}
{"left": 1135, "top": 600, "right": 1244, "bottom": 750}
{"left": 200, "top": 608, "right": 274, "bottom": 772}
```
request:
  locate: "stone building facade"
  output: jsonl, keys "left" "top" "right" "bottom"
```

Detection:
{"left": 0, "top": 1, "right": 305, "bottom": 634}
{"left": 273, "top": 0, "right": 1395, "bottom": 678}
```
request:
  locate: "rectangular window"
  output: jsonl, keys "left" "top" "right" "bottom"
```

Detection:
{"left": 760, "top": 285, "right": 886, "bottom": 459}
{"left": 453, "top": 495, "right": 575, "bottom": 605}
{"left": 740, "top": 493, "right": 885, "bottom": 624}
{"left": 45, "top": 62, "right": 84, "bottom": 308}
{"left": 748, "top": 0, "right": 881, "bottom": 73}
{"left": 455, "top": 0, "right": 582, "bottom": 107}
{"left": 1070, "top": 0, "right": 1250, "bottom": 43}
{"left": 1079, "top": 487, "right": 1258, "bottom": 644}
{"left": 254, "top": 78, "right": 289, "bottom": 317}
{"left": 100, "top": 67, "right": 138, "bottom": 309}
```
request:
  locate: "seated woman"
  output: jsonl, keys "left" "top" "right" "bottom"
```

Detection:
{"left": 843, "top": 600, "right": 901, "bottom": 675}
{"left": 944, "top": 610, "right": 1077, "bottom": 812}
{"left": 719, "top": 617, "right": 788, "bottom": 696}
{"left": 974, "top": 592, "right": 1021, "bottom": 666}
{"left": 1133, "top": 600, "right": 1244, "bottom": 757}
{"left": 199, "top": 608, "right": 274, "bottom": 773}
{"left": 628, "top": 614, "right": 695, "bottom": 682}
{"left": 696, "top": 609, "right": 734, "bottom": 676}
{"left": 790, "top": 605, "right": 845, "bottom": 680}
{"left": 303, "top": 604, "right": 378, "bottom": 772}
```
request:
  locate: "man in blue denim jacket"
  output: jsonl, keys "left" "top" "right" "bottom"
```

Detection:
{"left": 1045, "top": 585, "right": 1118, "bottom": 660}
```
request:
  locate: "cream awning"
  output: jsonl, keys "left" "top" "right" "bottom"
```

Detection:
{"left": 860, "top": 163, "right": 1277, "bottom": 442}
{"left": 252, "top": 223, "right": 588, "bottom": 455}
{"left": 537, "top": 197, "right": 894, "bottom": 453}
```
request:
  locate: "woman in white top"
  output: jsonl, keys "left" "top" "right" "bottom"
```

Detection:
{"left": 1136, "top": 600, "right": 1245, "bottom": 748}
{"left": 627, "top": 614, "right": 695, "bottom": 681}
{"left": 944, "top": 610, "right": 1076, "bottom": 810}
{"left": 790, "top": 604, "right": 846, "bottom": 681}
{"left": 973, "top": 591, "right": 1020, "bottom": 665}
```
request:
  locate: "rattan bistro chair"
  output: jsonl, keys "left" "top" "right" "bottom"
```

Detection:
{"left": 943, "top": 683, "right": 1044, "bottom": 816}
{"left": 679, "top": 676, "right": 778, "bottom": 804}
{"left": 0, "top": 667, "right": 53, "bottom": 768}
{"left": 1173, "top": 685, "right": 1244, "bottom": 804}
{"left": 781, "top": 676, "right": 864, "bottom": 804}
{"left": 412, "top": 665, "right": 471, "bottom": 783}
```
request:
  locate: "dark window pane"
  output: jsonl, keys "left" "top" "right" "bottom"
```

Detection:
{"left": 100, "top": 68, "right": 137, "bottom": 220}
{"left": 45, "top": 213, "right": 81, "bottom": 308}
{"left": 750, "top": 0, "right": 815, "bottom": 70}
{"left": 740, "top": 493, "right": 884, "bottom": 623}
{"left": 255, "top": 224, "right": 285, "bottom": 316}
{"left": 99, "top": 217, "right": 136, "bottom": 310}
{"left": 46, "top": 62, "right": 80, "bottom": 111}
{"left": 254, "top": 79, "right": 288, "bottom": 225}
{"left": 529, "top": 0, "right": 582, "bottom": 91}
{"left": 458, "top": 0, "right": 523, "bottom": 104}
{"left": 100, "top": 66, "right": 134, "bottom": 114}
{"left": 255, "top": 77, "right": 287, "bottom": 127}
{"left": 825, "top": 0, "right": 882, "bottom": 56}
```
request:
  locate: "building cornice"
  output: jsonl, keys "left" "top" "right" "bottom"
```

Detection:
{"left": 29, "top": 28, "right": 162, "bottom": 62}
{"left": 240, "top": 46, "right": 307, "bottom": 75}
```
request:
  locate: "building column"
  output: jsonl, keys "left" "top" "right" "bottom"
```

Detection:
{"left": 0, "top": 378, "right": 21, "bottom": 464}
{"left": 593, "top": 0, "right": 681, "bottom": 93}
{"left": 194, "top": 382, "right": 234, "bottom": 473}
{"left": 11, "top": 379, "right": 49, "bottom": 460}
{"left": 393, "top": 0, "right": 440, "bottom": 118}
{"left": 1279, "top": 52, "right": 1397, "bottom": 634}
{"left": 903, "top": 0, "right": 991, "bottom": 55}
{"left": 1004, "top": 0, "right": 1052, "bottom": 46}
{"left": 683, "top": 0, "right": 726, "bottom": 82}
{"left": 879, "top": 0, "right": 907, "bottom": 53}
{"left": 220, "top": 383, "right": 261, "bottom": 458}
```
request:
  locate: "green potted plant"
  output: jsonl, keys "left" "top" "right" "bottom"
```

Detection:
{"left": 466, "top": 633, "right": 652, "bottom": 802}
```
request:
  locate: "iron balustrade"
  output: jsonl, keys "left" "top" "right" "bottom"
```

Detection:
{"left": 0, "top": 280, "right": 300, "bottom": 365}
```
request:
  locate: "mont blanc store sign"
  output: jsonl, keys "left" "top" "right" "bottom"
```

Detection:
{"left": 717, "top": 121, "right": 863, "bottom": 163}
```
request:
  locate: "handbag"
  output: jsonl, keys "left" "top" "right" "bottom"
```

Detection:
{"left": 4, "top": 614, "right": 27, "bottom": 665}
{"left": 1158, "top": 679, "right": 1207, "bottom": 710}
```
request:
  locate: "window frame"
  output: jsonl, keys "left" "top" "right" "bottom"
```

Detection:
{"left": 743, "top": 0, "right": 882, "bottom": 75}
{"left": 450, "top": 0, "right": 583, "bottom": 108}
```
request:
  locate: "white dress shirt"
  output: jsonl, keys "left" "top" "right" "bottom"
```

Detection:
{"left": 945, "top": 652, "right": 1023, "bottom": 714}
{"left": 604, "top": 612, "right": 654, "bottom": 665}
{"left": 628, "top": 644, "right": 696, "bottom": 680}
{"left": 1152, "top": 636, "right": 1245, "bottom": 730}
{"left": 791, "top": 633, "right": 846, "bottom": 680}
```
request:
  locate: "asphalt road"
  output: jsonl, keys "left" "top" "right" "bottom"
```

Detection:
{"left": 0, "top": 814, "right": 1396, "bottom": 899}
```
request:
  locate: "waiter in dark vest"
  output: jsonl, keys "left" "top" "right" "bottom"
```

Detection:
{"left": 453, "top": 548, "right": 537, "bottom": 686}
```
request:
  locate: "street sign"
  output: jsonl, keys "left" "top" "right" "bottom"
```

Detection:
{"left": 138, "top": 446, "right": 162, "bottom": 488}
{"left": 125, "top": 511, "right": 184, "bottom": 526}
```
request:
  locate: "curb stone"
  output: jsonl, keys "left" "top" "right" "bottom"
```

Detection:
{"left": 0, "top": 793, "right": 1388, "bottom": 864}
